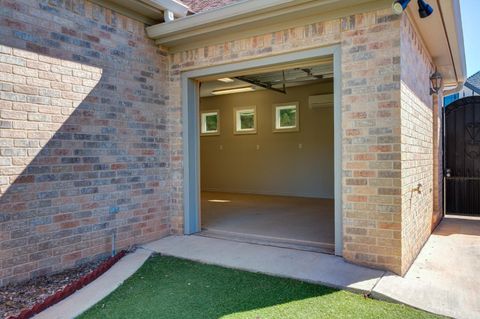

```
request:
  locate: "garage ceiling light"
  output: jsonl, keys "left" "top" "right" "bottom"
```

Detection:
{"left": 211, "top": 86, "right": 255, "bottom": 95}
{"left": 217, "top": 78, "right": 235, "bottom": 83}
{"left": 208, "top": 199, "right": 232, "bottom": 203}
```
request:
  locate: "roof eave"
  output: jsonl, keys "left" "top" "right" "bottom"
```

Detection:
{"left": 92, "top": 0, "right": 189, "bottom": 25}
{"left": 146, "top": 0, "right": 392, "bottom": 50}
{"left": 408, "top": 0, "right": 466, "bottom": 91}
{"left": 464, "top": 82, "right": 480, "bottom": 95}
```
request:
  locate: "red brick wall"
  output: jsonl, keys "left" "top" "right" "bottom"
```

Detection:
{"left": 0, "top": 0, "right": 171, "bottom": 285}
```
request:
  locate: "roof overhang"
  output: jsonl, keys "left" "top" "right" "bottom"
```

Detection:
{"left": 145, "top": 0, "right": 466, "bottom": 93}
{"left": 90, "top": 0, "right": 189, "bottom": 25}
{"left": 146, "top": 0, "right": 393, "bottom": 51}
{"left": 464, "top": 82, "right": 480, "bottom": 95}
{"left": 406, "top": 0, "right": 466, "bottom": 91}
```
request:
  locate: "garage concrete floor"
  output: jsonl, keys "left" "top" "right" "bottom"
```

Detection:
{"left": 200, "top": 192, "right": 334, "bottom": 253}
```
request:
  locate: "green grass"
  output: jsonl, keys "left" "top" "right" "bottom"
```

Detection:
{"left": 79, "top": 255, "right": 441, "bottom": 319}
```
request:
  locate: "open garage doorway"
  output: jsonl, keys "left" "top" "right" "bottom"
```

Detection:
{"left": 199, "top": 64, "right": 335, "bottom": 253}
{"left": 181, "top": 46, "right": 343, "bottom": 255}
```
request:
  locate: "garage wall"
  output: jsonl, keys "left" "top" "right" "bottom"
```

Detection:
{"left": 0, "top": 0, "right": 170, "bottom": 286}
{"left": 200, "top": 82, "right": 334, "bottom": 198}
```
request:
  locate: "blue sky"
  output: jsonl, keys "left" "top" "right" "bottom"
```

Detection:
{"left": 460, "top": 0, "right": 479, "bottom": 76}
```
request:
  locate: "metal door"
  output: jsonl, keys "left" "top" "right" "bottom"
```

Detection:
{"left": 445, "top": 96, "right": 480, "bottom": 215}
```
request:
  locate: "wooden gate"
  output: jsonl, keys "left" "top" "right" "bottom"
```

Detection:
{"left": 445, "top": 96, "right": 480, "bottom": 215}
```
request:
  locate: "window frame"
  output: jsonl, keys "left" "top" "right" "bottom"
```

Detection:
{"left": 200, "top": 109, "right": 220, "bottom": 136}
{"left": 272, "top": 102, "right": 300, "bottom": 132}
{"left": 233, "top": 105, "right": 257, "bottom": 135}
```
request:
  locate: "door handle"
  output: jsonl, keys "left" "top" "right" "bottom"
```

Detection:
{"left": 445, "top": 168, "right": 451, "bottom": 178}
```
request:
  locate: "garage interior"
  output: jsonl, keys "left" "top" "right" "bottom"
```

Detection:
{"left": 198, "top": 59, "right": 335, "bottom": 253}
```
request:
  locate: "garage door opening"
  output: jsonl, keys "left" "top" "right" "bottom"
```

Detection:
{"left": 198, "top": 61, "right": 335, "bottom": 253}
{"left": 181, "top": 46, "right": 342, "bottom": 256}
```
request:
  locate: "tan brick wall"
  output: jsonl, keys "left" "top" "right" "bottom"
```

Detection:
{"left": 341, "top": 13, "right": 403, "bottom": 274}
{"left": 168, "top": 9, "right": 408, "bottom": 274}
{"left": 432, "top": 92, "right": 443, "bottom": 228}
{"left": 399, "top": 15, "right": 437, "bottom": 274}
{"left": 0, "top": 1, "right": 444, "bottom": 282}
{"left": 0, "top": 0, "right": 171, "bottom": 285}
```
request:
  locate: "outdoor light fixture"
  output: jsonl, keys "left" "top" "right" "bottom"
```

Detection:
{"left": 429, "top": 70, "right": 443, "bottom": 95}
{"left": 211, "top": 86, "right": 255, "bottom": 95}
{"left": 417, "top": 0, "right": 434, "bottom": 18}
{"left": 392, "top": 0, "right": 410, "bottom": 15}
{"left": 392, "top": 0, "right": 433, "bottom": 18}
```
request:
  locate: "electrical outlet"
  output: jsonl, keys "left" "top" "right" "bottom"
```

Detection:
{"left": 298, "top": 143, "right": 303, "bottom": 149}
{"left": 256, "top": 144, "right": 260, "bottom": 150}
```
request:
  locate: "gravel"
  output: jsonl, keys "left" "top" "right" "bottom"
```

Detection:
{"left": 0, "top": 258, "right": 108, "bottom": 319}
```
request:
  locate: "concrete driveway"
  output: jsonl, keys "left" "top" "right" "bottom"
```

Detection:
{"left": 372, "top": 215, "right": 480, "bottom": 319}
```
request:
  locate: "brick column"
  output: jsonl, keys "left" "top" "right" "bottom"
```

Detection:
{"left": 341, "top": 12, "right": 403, "bottom": 274}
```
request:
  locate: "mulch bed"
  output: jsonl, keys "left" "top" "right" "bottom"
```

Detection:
{"left": 0, "top": 258, "right": 109, "bottom": 319}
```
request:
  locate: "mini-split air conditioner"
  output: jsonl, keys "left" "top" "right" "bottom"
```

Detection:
{"left": 308, "top": 94, "right": 334, "bottom": 109}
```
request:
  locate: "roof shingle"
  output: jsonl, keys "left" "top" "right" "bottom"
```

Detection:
{"left": 180, "top": 0, "right": 244, "bottom": 13}
{"left": 465, "top": 71, "right": 480, "bottom": 95}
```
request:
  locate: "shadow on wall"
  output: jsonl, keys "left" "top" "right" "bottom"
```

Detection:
{"left": 0, "top": 0, "right": 171, "bottom": 285}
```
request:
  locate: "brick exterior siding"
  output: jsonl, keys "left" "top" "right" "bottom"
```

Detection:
{"left": 0, "top": 0, "right": 171, "bottom": 285}
{"left": 0, "top": 0, "right": 443, "bottom": 283}
{"left": 399, "top": 16, "right": 438, "bottom": 274}
{"left": 168, "top": 9, "right": 441, "bottom": 275}
{"left": 168, "top": 9, "right": 406, "bottom": 273}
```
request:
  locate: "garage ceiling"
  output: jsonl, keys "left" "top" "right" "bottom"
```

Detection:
{"left": 200, "top": 62, "right": 334, "bottom": 97}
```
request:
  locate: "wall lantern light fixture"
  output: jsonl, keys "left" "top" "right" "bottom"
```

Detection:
{"left": 430, "top": 70, "right": 443, "bottom": 95}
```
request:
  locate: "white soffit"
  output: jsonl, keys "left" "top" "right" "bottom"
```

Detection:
{"left": 95, "top": 0, "right": 189, "bottom": 25}
{"left": 407, "top": 0, "right": 466, "bottom": 88}
{"left": 138, "top": 0, "right": 189, "bottom": 17}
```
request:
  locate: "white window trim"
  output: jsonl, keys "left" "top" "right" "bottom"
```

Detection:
{"left": 273, "top": 102, "right": 299, "bottom": 132}
{"left": 200, "top": 110, "right": 220, "bottom": 136}
{"left": 233, "top": 106, "right": 257, "bottom": 135}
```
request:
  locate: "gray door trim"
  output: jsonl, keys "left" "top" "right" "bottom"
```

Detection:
{"left": 181, "top": 45, "right": 343, "bottom": 255}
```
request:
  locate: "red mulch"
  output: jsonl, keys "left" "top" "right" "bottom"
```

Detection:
{"left": 0, "top": 258, "right": 108, "bottom": 319}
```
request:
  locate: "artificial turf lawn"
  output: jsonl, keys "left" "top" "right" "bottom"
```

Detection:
{"left": 79, "top": 255, "right": 442, "bottom": 319}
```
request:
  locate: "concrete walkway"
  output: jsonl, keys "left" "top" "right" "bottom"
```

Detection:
{"left": 143, "top": 235, "right": 385, "bottom": 293}
{"left": 372, "top": 215, "right": 480, "bottom": 319}
{"left": 33, "top": 248, "right": 151, "bottom": 319}
{"left": 144, "top": 215, "right": 480, "bottom": 319}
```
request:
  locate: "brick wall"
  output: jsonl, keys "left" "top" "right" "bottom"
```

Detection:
{"left": 399, "top": 16, "right": 437, "bottom": 274}
{"left": 0, "top": 1, "right": 443, "bottom": 282}
{"left": 341, "top": 13, "right": 403, "bottom": 274}
{"left": 432, "top": 91, "right": 443, "bottom": 228}
{"left": 0, "top": 0, "right": 170, "bottom": 285}
{"left": 168, "top": 9, "right": 409, "bottom": 274}
{"left": 168, "top": 9, "right": 441, "bottom": 275}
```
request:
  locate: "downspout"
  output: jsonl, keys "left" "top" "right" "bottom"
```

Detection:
{"left": 436, "top": 0, "right": 466, "bottom": 96}
{"left": 436, "top": 0, "right": 466, "bottom": 216}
